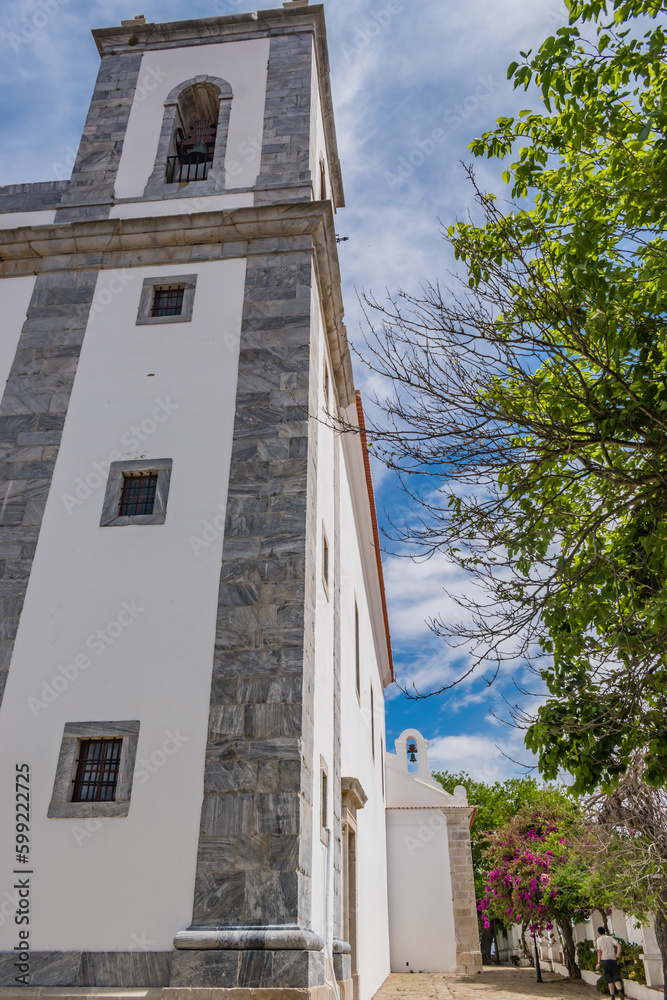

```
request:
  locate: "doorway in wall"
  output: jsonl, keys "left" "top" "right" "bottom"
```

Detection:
{"left": 343, "top": 822, "right": 359, "bottom": 1000}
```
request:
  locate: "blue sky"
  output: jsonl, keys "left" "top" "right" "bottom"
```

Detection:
{"left": 0, "top": 0, "right": 568, "bottom": 781}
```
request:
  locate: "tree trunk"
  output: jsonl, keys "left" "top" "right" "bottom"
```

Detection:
{"left": 521, "top": 925, "right": 534, "bottom": 966}
{"left": 557, "top": 918, "right": 581, "bottom": 980}
{"left": 493, "top": 920, "right": 501, "bottom": 965}
{"left": 654, "top": 895, "right": 667, "bottom": 1000}
{"left": 480, "top": 922, "right": 494, "bottom": 964}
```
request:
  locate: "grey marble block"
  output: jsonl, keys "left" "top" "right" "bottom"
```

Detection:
{"left": 169, "top": 951, "right": 240, "bottom": 989}
{"left": 272, "top": 949, "right": 325, "bottom": 988}
{"left": 77, "top": 952, "right": 172, "bottom": 987}
{"left": 0, "top": 950, "right": 80, "bottom": 986}
{"left": 0, "top": 950, "right": 171, "bottom": 987}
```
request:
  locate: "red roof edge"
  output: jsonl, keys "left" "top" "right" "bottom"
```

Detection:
{"left": 355, "top": 390, "right": 394, "bottom": 684}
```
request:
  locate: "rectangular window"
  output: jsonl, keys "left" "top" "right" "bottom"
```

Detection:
{"left": 136, "top": 274, "right": 197, "bottom": 326}
{"left": 322, "top": 526, "right": 330, "bottom": 597}
{"left": 118, "top": 471, "right": 158, "bottom": 517}
{"left": 320, "top": 756, "right": 329, "bottom": 844}
{"left": 370, "top": 687, "right": 375, "bottom": 762}
{"left": 151, "top": 285, "right": 184, "bottom": 317}
{"left": 321, "top": 770, "right": 328, "bottom": 829}
{"left": 72, "top": 738, "right": 123, "bottom": 803}
{"left": 48, "top": 721, "right": 140, "bottom": 819}
{"left": 381, "top": 738, "right": 385, "bottom": 798}
{"left": 354, "top": 601, "right": 360, "bottom": 700}
{"left": 100, "top": 459, "right": 172, "bottom": 527}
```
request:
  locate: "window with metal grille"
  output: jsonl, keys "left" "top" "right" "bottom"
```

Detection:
{"left": 72, "top": 738, "right": 122, "bottom": 802}
{"left": 118, "top": 472, "right": 158, "bottom": 517}
{"left": 151, "top": 285, "right": 184, "bottom": 317}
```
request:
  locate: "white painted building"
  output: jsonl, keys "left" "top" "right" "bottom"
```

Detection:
{"left": 0, "top": 4, "right": 480, "bottom": 999}
{"left": 385, "top": 730, "right": 482, "bottom": 974}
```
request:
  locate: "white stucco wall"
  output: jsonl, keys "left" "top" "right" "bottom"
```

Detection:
{"left": 339, "top": 410, "right": 391, "bottom": 999}
{"left": 307, "top": 292, "right": 390, "bottom": 1000}
{"left": 114, "top": 38, "right": 270, "bottom": 200}
{"left": 109, "top": 192, "right": 253, "bottom": 219}
{"left": 311, "top": 290, "right": 336, "bottom": 948}
{"left": 0, "top": 211, "right": 56, "bottom": 230}
{"left": 384, "top": 741, "right": 467, "bottom": 974}
{"left": 0, "top": 257, "right": 246, "bottom": 952}
{"left": 386, "top": 809, "right": 456, "bottom": 972}
{"left": 310, "top": 42, "right": 333, "bottom": 203}
{"left": 0, "top": 276, "right": 34, "bottom": 394}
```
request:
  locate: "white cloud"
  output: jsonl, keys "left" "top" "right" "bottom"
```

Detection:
{"left": 427, "top": 728, "right": 538, "bottom": 783}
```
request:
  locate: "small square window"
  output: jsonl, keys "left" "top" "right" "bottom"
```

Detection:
{"left": 151, "top": 285, "right": 184, "bottom": 317}
{"left": 118, "top": 472, "right": 158, "bottom": 517}
{"left": 100, "top": 459, "right": 172, "bottom": 527}
{"left": 48, "top": 721, "right": 140, "bottom": 819}
{"left": 72, "top": 738, "right": 123, "bottom": 802}
{"left": 136, "top": 274, "right": 197, "bottom": 325}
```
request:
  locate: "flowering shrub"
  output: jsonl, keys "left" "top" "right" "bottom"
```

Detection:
{"left": 477, "top": 803, "right": 592, "bottom": 935}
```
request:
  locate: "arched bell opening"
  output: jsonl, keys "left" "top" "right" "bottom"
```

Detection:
{"left": 143, "top": 74, "right": 234, "bottom": 198}
{"left": 407, "top": 739, "right": 419, "bottom": 773}
{"left": 166, "top": 83, "right": 220, "bottom": 184}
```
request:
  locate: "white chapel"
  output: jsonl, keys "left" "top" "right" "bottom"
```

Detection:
{"left": 0, "top": 4, "right": 481, "bottom": 998}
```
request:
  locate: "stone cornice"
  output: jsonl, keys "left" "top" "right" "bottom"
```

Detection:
{"left": 0, "top": 202, "right": 354, "bottom": 407}
{"left": 341, "top": 776, "right": 368, "bottom": 811}
{"left": 174, "top": 926, "right": 325, "bottom": 952}
{"left": 91, "top": 5, "right": 344, "bottom": 209}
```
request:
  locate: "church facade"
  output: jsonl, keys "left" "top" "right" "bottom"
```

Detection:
{"left": 0, "top": 4, "right": 479, "bottom": 998}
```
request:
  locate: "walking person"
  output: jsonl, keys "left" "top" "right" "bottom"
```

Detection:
{"left": 596, "top": 926, "right": 624, "bottom": 997}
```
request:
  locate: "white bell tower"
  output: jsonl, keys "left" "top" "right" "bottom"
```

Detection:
{"left": 385, "top": 730, "right": 482, "bottom": 974}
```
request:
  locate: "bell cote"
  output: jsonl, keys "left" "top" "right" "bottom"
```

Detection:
{"left": 58, "top": 5, "right": 343, "bottom": 222}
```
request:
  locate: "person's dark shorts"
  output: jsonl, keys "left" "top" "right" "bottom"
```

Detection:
{"left": 601, "top": 959, "right": 622, "bottom": 984}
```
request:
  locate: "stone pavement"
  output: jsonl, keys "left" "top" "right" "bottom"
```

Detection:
{"left": 372, "top": 968, "right": 596, "bottom": 1000}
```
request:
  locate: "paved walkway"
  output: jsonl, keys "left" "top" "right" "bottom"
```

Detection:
{"left": 372, "top": 967, "right": 596, "bottom": 1000}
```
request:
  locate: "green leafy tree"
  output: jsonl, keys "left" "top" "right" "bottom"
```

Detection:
{"left": 362, "top": 0, "right": 667, "bottom": 791}
{"left": 583, "top": 757, "right": 667, "bottom": 995}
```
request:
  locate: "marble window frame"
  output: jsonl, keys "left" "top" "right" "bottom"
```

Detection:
{"left": 136, "top": 274, "right": 197, "bottom": 326}
{"left": 48, "top": 720, "right": 140, "bottom": 818}
{"left": 100, "top": 458, "right": 172, "bottom": 527}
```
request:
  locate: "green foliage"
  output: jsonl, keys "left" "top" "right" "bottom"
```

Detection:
{"left": 577, "top": 939, "right": 598, "bottom": 972}
{"left": 620, "top": 940, "right": 647, "bottom": 984}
